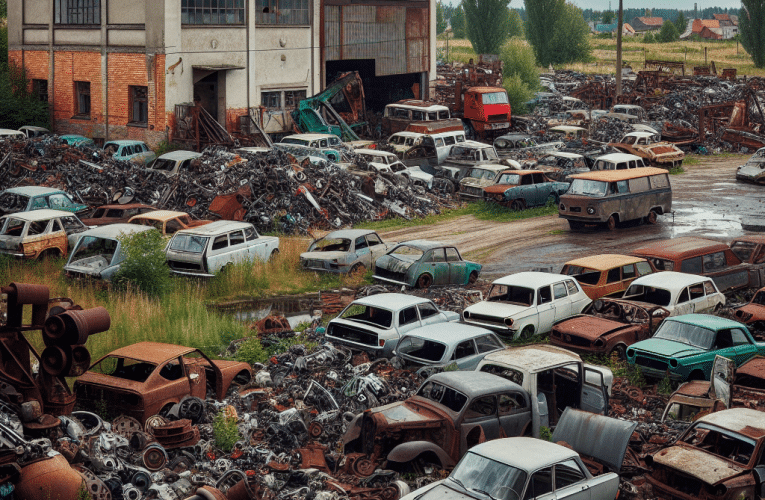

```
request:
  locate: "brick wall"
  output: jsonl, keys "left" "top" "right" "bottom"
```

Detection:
{"left": 52, "top": 51, "right": 103, "bottom": 138}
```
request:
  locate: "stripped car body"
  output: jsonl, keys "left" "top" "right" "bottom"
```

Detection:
{"left": 735, "top": 287, "right": 765, "bottom": 332}
{"left": 610, "top": 131, "right": 685, "bottom": 169}
{"left": 621, "top": 271, "right": 726, "bottom": 316}
{"left": 458, "top": 164, "right": 513, "bottom": 200}
{"left": 325, "top": 293, "right": 460, "bottom": 358}
{"left": 0, "top": 209, "right": 88, "bottom": 259}
{"left": 645, "top": 408, "right": 765, "bottom": 500}
{"left": 493, "top": 133, "right": 563, "bottom": 158}
{"left": 441, "top": 141, "right": 500, "bottom": 180}
{"left": 64, "top": 224, "right": 156, "bottom": 280}
{"left": 735, "top": 147, "right": 765, "bottom": 184}
{"left": 128, "top": 210, "right": 211, "bottom": 237}
{"left": 80, "top": 203, "right": 155, "bottom": 226}
{"left": 342, "top": 371, "right": 534, "bottom": 470}
{"left": 528, "top": 151, "right": 589, "bottom": 182}
{"left": 373, "top": 240, "right": 481, "bottom": 288}
{"left": 550, "top": 298, "right": 670, "bottom": 360}
{"left": 561, "top": 254, "right": 654, "bottom": 300}
{"left": 103, "top": 140, "right": 157, "bottom": 165}
{"left": 300, "top": 229, "right": 390, "bottom": 274}
{"left": 482, "top": 170, "right": 569, "bottom": 209}
{"left": 590, "top": 152, "right": 647, "bottom": 170}
{"left": 74, "top": 342, "right": 252, "bottom": 423}
{"left": 0, "top": 186, "right": 89, "bottom": 216}
{"left": 148, "top": 150, "right": 203, "bottom": 177}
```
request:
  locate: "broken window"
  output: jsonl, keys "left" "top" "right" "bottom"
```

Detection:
{"left": 182, "top": 0, "right": 245, "bottom": 24}
{"left": 55, "top": 0, "right": 100, "bottom": 24}
{"left": 256, "top": 0, "right": 309, "bottom": 25}
{"left": 33, "top": 79, "right": 48, "bottom": 102}
{"left": 75, "top": 81, "right": 91, "bottom": 118}
{"left": 129, "top": 86, "right": 148, "bottom": 126}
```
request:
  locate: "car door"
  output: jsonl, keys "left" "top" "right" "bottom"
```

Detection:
{"left": 688, "top": 281, "right": 713, "bottom": 313}
{"left": 366, "top": 234, "right": 387, "bottom": 266}
{"left": 423, "top": 248, "right": 450, "bottom": 285}
{"left": 536, "top": 286, "right": 557, "bottom": 333}
{"left": 208, "top": 234, "right": 230, "bottom": 273}
{"left": 673, "top": 287, "right": 693, "bottom": 315}
{"left": 525, "top": 467, "right": 555, "bottom": 500}
{"left": 497, "top": 392, "right": 531, "bottom": 437}
{"left": 553, "top": 459, "right": 593, "bottom": 500}
{"left": 153, "top": 356, "right": 196, "bottom": 403}
{"left": 552, "top": 282, "right": 573, "bottom": 322}
{"left": 729, "top": 328, "right": 759, "bottom": 366}
{"left": 397, "top": 306, "right": 421, "bottom": 335}
{"left": 445, "top": 247, "right": 468, "bottom": 284}
{"left": 460, "top": 395, "right": 501, "bottom": 440}
{"left": 580, "top": 367, "right": 608, "bottom": 415}
{"left": 453, "top": 339, "right": 483, "bottom": 370}
{"left": 226, "top": 230, "right": 248, "bottom": 264}
{"left": 417, "top": 302, "right": 444, "bottom": 327}
{"left": 354, "top": 235, "right": 371, "bottom": 267}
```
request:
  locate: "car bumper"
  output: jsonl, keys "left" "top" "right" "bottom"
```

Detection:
{"left": 372, "top": 275, "right": 412, "bottom": 287}
{"left": 170, "top": 269, "right": 216, "bottom": 278}
{"left": 462, "top": 318, "right": 516, "bottom": 335}
{"left": 0, "top": 250, "right": 27, "bottom": 259}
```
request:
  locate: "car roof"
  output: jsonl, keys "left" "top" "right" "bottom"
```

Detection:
{"left": 545, "top": 151, "right": 583, "bottom": 159}
{"left": 0, "top": 129, "right": 26, "bottom": 136}
{"left": 323, "top": 229, "right": 377, "bottom": 239}
{"left": 283, "top": 133, "right": 338, "bottom": 141}
{"left": 471, "top": 437, "right": 577, "bottom": 471}
{"left": 18, "top": 126, "right": 49, "bottom": 132}
{"left": 388, "top": 100, "right": 448, "bottom": 111}
{"left": 175, "top": 220, "right": 251, "bottom": 235}
{"left": 481, "top": 344, "right": 581, "bottom": 373}
{"left": 2, "top": 209, "right": 75, "bottom": 221}
{"left": 665, "top": 314, "right": 746, "bottom": 331}
{"left": 565, "top": 254, "right": 647, "bottom": 270}
{"left": 402, "top": 323, "right": 495, "bottom": 343}
{"left": 92, "top": 203, "right": 153, "bottom": 210}
{"left": 108, "top": 341, "right": 200, "bottom": 365}
{"left": 495, "top": 134, "right": 531, "bottom": 141}
{"left": 454, "top": 140, "right": 492, "bottom": 149}
{"left": 428, "top": 371, "right": 522, "bottom": 395}
{"left": 105, "top": 140, "right": 147, "bottom": 147}
{"left": 730, "top": 235, "right": 765, "bottom": 245}
{"left": 624, "top": 131, "right": 655, "bottom": 138}
{"left": 355, "top": 149, "right": 396, "bottom": 156}
{"left": 389, "top": 131, "right": 423, "bottom": 138}
{"left": 351, "top": 293, "right": 431, "bottom": 309}
{"left": 570, "top": 167, "right": 667, "bottom": 182}
{"left": 493, "top": 271, "right": 573, "bottom": 287}
{"left": 2, "top": 186, "right": 67, "bottom": 196}
{"left": 77, "top": 223, "right": 155, "bottom": 239}
{"left": 696, "top": 408, "right": 765, "bottom": 439}
{"left": 469, "top": 164, "right": 507, "bottom": 173}
{"left": 630, "top": 271, "right": 711, "bottom": 289}
{"left": 156, "top": 150, "right": 202, "bottom": 161}
{"left": 632, "top": 237, "right": 729, "bottom": 258}
{"left": 596, "top": 153, "right": 643, "bottom": 162}
{"left": 549, "top": 126, "right": 586, "bottom": 132}
{"left": 394, "top": 240, "right": 449, "bottom": 251}
{"left": 129, "top": 210, "right": 188, "bottom": 222}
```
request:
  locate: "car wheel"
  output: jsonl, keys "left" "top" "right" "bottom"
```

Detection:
{"left": 417, "top": 274, "right": 433, "bottom": 289}
{"left": 519, "top": 325, "right": 534, "bottom": 340}
{"left": 646, "top": 210, "right": 658, "bottom": 224}
{"left": 610, "top": 344, "right": 627, "bottom": 362}
{"left": 349, "top": 263, "right": 366, "bottom": 277}
{"left": 510, "top": 200, "right": 525, "bottom": 211}
{"left": 605, "top": 215, "right": 617, "bottom": 231}
{"left": 269, "top": 249, "right": 280, "bottom": 261}
{"left": 468, "top": 271, "right": 479, "bottom": 285}
{"left": 568, "top": 220, "right": 584, "bottom": 230}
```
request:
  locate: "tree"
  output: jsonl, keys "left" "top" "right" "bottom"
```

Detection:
{"left": 0, "top": 63, "right": 50, "bottom": 130}
{"left": 656, "top": 19, "right": 679, "bottom": 43}
{"left": 463, "top": 0, "right": 511, "bottom": 55}
{"left": 602, "top": 10, "right": 615, "bottom": 24}
{"left": 526, "top": 0, "right": 566, "bottom": 66}
{"left": 674, "top": 11, "right": 687, "bottom": 34}
{"left": 547, "top": 3, "right": 592, "bottom": 65}
{"left": 436, "top": 2, "right": 448, "bottom": 35}
{"left": 740, "top": 0, "right": 765, "bottom": 68}
{"left": 451, "top": 6, "right": 466, "bottom": 38}
{"left": 508, "top": 8, "right": 524, "bottom": 38}
{"left": 0, "top": 0, "right": 6, "bottom": 18}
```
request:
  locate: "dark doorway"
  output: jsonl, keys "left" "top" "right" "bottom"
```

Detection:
{"left": 325, "top": 59, "right": 424, "bottom": 112}
{"left": 194, "top": 72, "right": 219, "bottom": 123}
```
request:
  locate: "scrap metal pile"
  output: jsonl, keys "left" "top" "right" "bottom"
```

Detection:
{"left": 0, "top": 138, "right": 457, "bottom": 234}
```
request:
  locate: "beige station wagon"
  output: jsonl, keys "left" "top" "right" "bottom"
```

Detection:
{"left": 558, "top": 167, "right": 672, "bottom": 230}
{"left": 0, "top": 209, "right": 88, "bottom": 259}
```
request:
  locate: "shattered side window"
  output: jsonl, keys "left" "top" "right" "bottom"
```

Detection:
{"left": 311, "top": 238, "right": 350, "bottom": 252}
{"left": 71, "top": 237, "right": 118, "bottom": 264}
{"left": 90, "top": 356, "right": 157, "bottom": 383}
{"left": 731, "top": 241, "right": 757, "bottom": 262}
{"left": 487, "top": 285, "right": 534, "bottom": 306}
{"left": 151, "top": 159, "right": 177, "bottom": 172}
{"left": 1, "top": 218, "right": 26, "bottom": 236}
{"left": 416, "top": 381, "right": 468, "bottom": 413}
{"left": 169, "top": 235, "right": 209, "bottom": 253}
{"left": 682, "top": 423, "right": 756, "bottom": 465}
{"left": 480, "top": 364, "right": 524, "bottom": 386}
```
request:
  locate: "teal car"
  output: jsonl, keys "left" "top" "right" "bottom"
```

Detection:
{"left": 0, "top": 187, "right": 89, "bottom": 216}
{"left": 103, "top": 140, "right": 156, "bottom": 165}
{"left": 482, "top": 170, "right": 570, "bottom": 209}
{"left": 60, "top": 134, "right": 96, "bottom": 148}
{"left": 626, "top": 314, "right": 765, "bottom": 381}
{"left": 373, "top": 240, "right": 481, "bottom": 288}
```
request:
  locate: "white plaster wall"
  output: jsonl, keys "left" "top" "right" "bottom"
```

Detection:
{"left": 23, "top": 0, "right": 50, "bottom": 25}
{"left": 108, "top": 0, "right": 146, "bottom": 24}
{"left": 54, "top": 29, "right": 102, "bottom": 45}
{"left": 108, "top": 29, "right": 146, "bottom": 46}
{"left": 23, "top": 29, "right": 50, "bottom": 44}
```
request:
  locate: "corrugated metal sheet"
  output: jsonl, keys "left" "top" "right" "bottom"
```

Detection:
{"left": 324, "top": 5, "right": 428, "bottom": 77}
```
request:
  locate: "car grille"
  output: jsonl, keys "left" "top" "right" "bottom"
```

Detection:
{"left": 635, "top": 355, "right": 668, "bottom": 372}
{"left": 488, "top": 114, "right": 508, "bottom": 122}
{"left": 327, "top": 324, "right": 378, "bottom": 347}
{"left": 466, "top": 313, "right": 506, "bottom": 326}
{"left": 664, "top": 469, "right": 703, "bottom": 497}
{"left": 375, "top": 267, "right": 407, "bottom": 283}
{"left": 168, "top": 260, "right": 203, "bottom": 271}
{"left": 569, "top": 206, "right": 581, "bottom": 213}
{"left": 564, "top": 335, "right": 592, "bottom": 348}
{"left": 304, "top": 259, "right": 327, "bottom": 269}
{"left": 461, "top": 186, "right": 483, "bottom": 198}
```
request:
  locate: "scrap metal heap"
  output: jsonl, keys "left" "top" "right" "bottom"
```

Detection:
{"left": 0, "top": 138, "right": 458, "bottom": 235}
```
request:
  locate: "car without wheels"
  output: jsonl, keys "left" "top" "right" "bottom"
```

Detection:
{"left": 373, "top": 240, "right": 481, "bottom": 289}
{"left": 300, "top": 229, "right": 390, "bottom": 275}
{"left": 0, "top": 209, "right": 89, "bottom": 260}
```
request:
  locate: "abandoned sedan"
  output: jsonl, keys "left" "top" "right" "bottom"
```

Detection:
{"left": 342, "top": 371, "right": 533, "bottom": 470}
{"left": 80, "top": 204, "right": 155, "bottom": 226}
{"left": 325, "top": 293, "right": 460, "bottom": 358}
{"left": 561, "top": 254, "right": 654, "bottom": 300}
{"left": 645, "top": 408, "right": 765, "bottom": 500}
{"left": 462, "top": 272, "right": 591, "bottom": 340}
{"left": 0, "top": 209, "right": 88, "bottom": 259}
{"left": 300, "top": 229, "right": 389, "bottom": 275}
{"left": 550, "top": 298, "right": 670, "bottom": 360}
{"left": 626, "top": 314, "right": 765, "bottom": 381}
{"left": 128, "top": 210, "right": 211, "bottom": 237}
{"left": 482, "top": 170, "right": 570, "bottom": 209}
{"left": 458, "top": 164, "right": 515, "bottom": 200}
{"left": 621, "top": 271, "right": 725, "bottom": 316}
{"left": 64, "top": 224, "right": 156, "bottom": 280}
{"left": 0, "top": 186, "right": 89, "bottom": 217}
{"left": 373, "top": 241, "right": 481, "bottom": 288}
{"left": 610, "top": 131, "right": 685, "bottom": 169}
{"left": 74, "top": 342, "right": 252, "bottom": 423}
{"left": 735, "top": 146, "right": 765, "bottom": 184}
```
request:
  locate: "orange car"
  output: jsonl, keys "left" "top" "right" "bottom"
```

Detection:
{"left": 560, "top": 254, "right": 653, "bottom": 300}
{"left": 128, "top": 210, "right": 211, "bottom": 237}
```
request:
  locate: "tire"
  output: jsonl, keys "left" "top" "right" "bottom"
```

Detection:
{"left": 568, "top": 220, "right": 584, "bottom": 230}
{"left": 269, "top": 249, "right": 280, "bottom": 261}
{"left": 646, "top": 210, "right": 658, "bottom": 224}
{"left": 605, "top": 215, "right": 617, "bottom": 231}
{"left": 610, "top": 344, "right": 627, "bottom": 361}
{"left": 510, "top": 199, "right": 525, "bottom": 211}
{"left": 519, "top": 325, "right": 534, "bottom": 340}
{"left": 417, "top": 274, "right": 433, "bottom": 289}
{"left": 349, "top": 263, "right": 366, "bottom": 277}
{"left": 468, "top": 271, "right": 479, "bottom": 284}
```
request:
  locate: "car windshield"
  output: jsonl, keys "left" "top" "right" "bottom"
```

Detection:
{"left": 310, "top": 237, "right": 351, "bottom": 252}
{"left": 450, "top": 451, "right": 527, "bottom": 500}
{"left": 623, "top": 284, "right": 672, "bottom": 307}
{"left": 0, "top": 193, "right": 30, "bottom": 212}
{"left": 169, "top": 234, "right": 209, "bottom": 253}
{"left": 682, "top": 423, "right": 756, "bottom": 466}
{"left": 468, "top": 169, "right": 498, "bottom": 181}
{"left": 730, "top": 240, "right": 757, "bottom": 262}
{"left": 282, "top": 138, "right": 310, "bottom": 146}
{"left": 751, "top": 291, "right": 765, "bottom": 305}
{"left": 563, "top": 265, "right": 600, "bottom": 285}
{"left": 389, "top": 245, "right": 424, "bottom": 262}
{"left": 482, "top": 92, "right": 509, "bottom": 105}
{"left": 339, "top": 303, "right": 393, "bottom": 329}
{"left": 654, "top": 320, "right": 715, "bottom": 349}
{"left": 496, "top": 173, "right": 521, "bottom": 185}
{"left": 569, "top": 179, "right": 608, "bottom": 196}
{"left": 397, "top": 336, "right": 447, "bottom": 363}
{"left": 487, "top": 285, "right": 534, "bottom": 306}
{"left": 151, "top": 159, "right": 176, "bottom": 172}
{"left": 416, "top": 381, "right": 468, "bottom": 413}
{"left": 89, "top": 356, "right": 157, "bottom": 383}
{"left": 70, "top": 236, "right": 119, "bottom": 265}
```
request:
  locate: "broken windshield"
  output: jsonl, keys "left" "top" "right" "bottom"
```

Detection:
{"left": 569, "top": 179, "right": 608, "bottom": 196}
{"left": 417, "top": 381, "right": 467, "bottom": 413}
{"left": 682, "top": 422, "right": 756, "bottom": 466}
{"left": 487, "top": 285, "right": 534, "bottom": 306}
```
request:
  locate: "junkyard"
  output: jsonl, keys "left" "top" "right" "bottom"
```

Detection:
{"left": 5, "top": 0, "right": 765, "bottom": 499}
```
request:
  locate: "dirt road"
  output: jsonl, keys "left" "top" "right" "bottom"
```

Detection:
{"left": 380, "top": 154, "right": 760, "bottom": 278}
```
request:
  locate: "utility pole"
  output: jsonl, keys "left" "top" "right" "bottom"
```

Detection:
{"left": 616, "top": 0, "right": 623, "bottom": 98}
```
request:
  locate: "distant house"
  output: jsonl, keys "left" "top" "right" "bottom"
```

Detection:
{"left": 692, "top": 19, "right": 720, "bottom": 34}
{"left": 693, "top": 18, "right": 737, "bottom": 39}
{"left": 631, "top": 17, "right": 664, "bottom": 32}
{"left": 699, "top": 27, "right": 723, "bottom": 40}
{"left": 713, "top": 13, "right": 737, "bottom": 26}
{"left": 594, "top": 23, "right": 635, "bottom": 35}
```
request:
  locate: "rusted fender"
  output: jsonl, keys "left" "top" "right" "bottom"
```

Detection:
{"left": 386, "top": 441, "right": 455, "bottom": 469}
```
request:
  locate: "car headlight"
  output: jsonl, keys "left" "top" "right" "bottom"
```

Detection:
{"left": 593, "top": 338, "right": 604, "bottom": 348}
{"left": 586, "top": 207, "right": 595, "bottom": 215}
{"left": 559, "top": 203, "right": 565, "bottom": 211}
{"left": 736, "top": 310, "right": 752, "bottom": 321}
{"left": 464, "top": 311, "right": 471, "bottom": 319}
{"left": 626, "top": 348, "right": 635, "bottom": 359}
{"left": 504, "top": 317, "right": 514, "bottom": 327}
{"left": 669, "top": 358, "right": 678, "bottom": 368}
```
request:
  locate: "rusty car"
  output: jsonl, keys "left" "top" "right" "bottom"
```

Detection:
{"left": 527, "top": 150, "right": 590, "bottom": 182}
{"left": 645, "top": 408, "right": 765, "bottom": 500}
{"left": 482, "top": 170, "right": 569, "bottom": 209}
{"left": 325, "top": 293, "right": 460, "bottom": 358}
{"left": 80, "top": 203, "right": 155, "bottom": 226}
{"left": 440, "top": 141, "right": 500, "bottom": 180}
{"left": 300, "top": 229, "right": 390, "bottom": 275}
{"left": 128, "top": 210, "right": 211, "bottom": 237}
{"left": 560, "top": 254, "right": 654, "bottom": 300}
{"left": 621, "top": 271, "right": 725, "bottom": 316}
{"left": 735, "top": 286, "right": 765, "bottom": 333}
{"left": 558, "top": 167, "right": 672, "bottom": 230}
{"left": 63, "top": 224, "right": 157, "bottom": 280}
{"left": 382, "top": 100, "right": 451, "bottom": 135}
{"left": 550, "top": 298, "right": 670, "bottom": 360}
{"left": 0, "top": 209, "right": 88, "bottom": 260}
{"left": 74, "top": 342, "right": 252, "bottom": 423}
{"left": 148, "top": 150, "right": 203, "bottom": 177}
{"left": 342, "top": 371, "right": 534, "bottom": 471}
{"left": 398, "top": 409, "right": 637, "bottom": 500}
{"left": 610, "top": 131, "right": 685, "bottom": 169}
{"left": 730, "top": 235, "right": 765, "bottom": 264}
{"left": 373, "top": 240, "right": 481, "bottom": 289}
{"left": 735, "top": 146, "right": 765, "bottom": 184}
{"left": 462, "top": 272, "right": 591, "bottom": 340}
{"left": 492, "top": 133, "right": 563, "bottom": 158}
{"left": 458, "top": 164, "right": 514, "bottom": 201}
{"left": 631, "top": 236, "right": 760, "bottom": 292}
{"left": 0, "top": 186, "right": 89, "bottom": 217}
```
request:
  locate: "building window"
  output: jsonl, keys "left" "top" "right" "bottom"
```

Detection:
{"left": 261, "top": 89, "right": 307, "bottom": 110}
{"left": 54, "top": 0, "right": 100, "bottom": 24}
{"left": 75, "top": 81, "right": 91, "bottom": 118}
{"left": 129, "top": 86, "right": 148, "bottom": 126}
{"left": 33, "top": 80, "right": 48, "bottom": 102}
{"left": 261, "top": 91, "right": 281, "bottom": 110}
{"left": 182, "top": 0, "right": 245, "bottom": 25}
{"left": 256, "top": 0, "right": 309, "bottom": 25}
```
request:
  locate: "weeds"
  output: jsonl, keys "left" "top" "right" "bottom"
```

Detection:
{"left": 212, "top": 411, "right": 241, "bottom": 452}
{"left": 657, "top": 375, "right": 673, "bottom": 395}
{"left": 540, "top": 426, "right": 553, "bottom": 441}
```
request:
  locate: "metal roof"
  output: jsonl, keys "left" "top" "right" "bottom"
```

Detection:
{"left": 546, "top": 151, "right": 584, "bottom": 159}
{"left": 595, "top": 153, "right": 643, "bottom": 162}
{"left": 108, "top": 342, "right": 199, "bottom": 365}
{"left": 624, "top": 131, "right": 655, "bottom": 138}
{"left": 387, "top": 100, "right": 448, "bottom": 110}
{"left": 1, "top": 209, "right": 75, "bottom": 221}
{"left": 129, "top": 210, "right": 188, "bottom": 222}
{"left": 2, "top": 186, "right": 67, "bottom": 196}
{"left": 455, "top": 140, "right": 493, "bottom": 149}
{"left": 392, "top": 240, "right": 448, "bottom": 251}
{"left": 470, "top": 164, "right": 508, "bottom": 173}
{"left": 104, "top": 140, "right": 148, "bottom": 147}
{"left": 283, "top": 133, "right": 339, "bottom": 141}
{"left": 351, "top": 293, "right": 431, "bottom": 310}
{"left": 549, "top": 126, "right": 587, "bottom": 132}
{"left": 665, "top": 314, "right": 746, "bottom": 331}
{"left": 175, "top": 220, "right": 252, "bottom": 235}
{"left": 355, "top": 149, "right": 397, "bottom": 157}
{"left": 470, "top": 437, "right": 577, "bottom": 471}
{"left": 481, "top": 344, "right": 581, "bottom": 373}
{"left": 632, "top": 237, "right": 728, "bottom": 258}
{"left": 401, "top": 323, "right": 495, "bottom": 344}
{"left": 76, "top": 223, "right": 154, "bottom": 239}
{"left": 697, "top": 408, "right": 765, "bottom": 439}
{"left": 565, "top": 254, "right": 647, "bottom": 270}
{"left": 156, "top": 150, "right": 203, "bottom": 161}
{"left": 570, "top": 167, "right": 668, "bottom": 182}
{"left": 493, "top": 271, "right": 573, "bottom": 287}
{"left": 429, "top": 371, "right": 522, "bottom": 396}
{"left": 630, "top": 271, "right": 713, "bottom": 290}
{"left": 322, "top": 229, "right": 378, "bottom": 239}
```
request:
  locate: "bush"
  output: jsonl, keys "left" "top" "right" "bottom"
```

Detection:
{"left": 154, "top": 140, "right": 184, "bottom": 157}
{"left": 503, "top": 74, "right": 535, "bottom": 116}
{"left": 234, "top": 336, "right": 269, "bottom": 365}
{"left": 500, "top": 40, "right": 539, "bottom": 89}
{"left": 113, "top": 230, "right": 173, "bottom": 297}
{"left": 212, "top": 411, "right": 241, "bottom": 452}
{"left": 656, "top": 20, "right": 679, "bottom": 43}
{"left": 643, "top": 33, "right": 656, "bottom": 44}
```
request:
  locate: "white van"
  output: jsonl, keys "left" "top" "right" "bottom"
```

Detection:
{"left": 388, "top": 130, "right": 466, "bottom": 165}
{"left": 592, "top": 153, "right": 646, "bottom": 171}
{"left": 382, "top": 100, "right": 451, "bottom": 135}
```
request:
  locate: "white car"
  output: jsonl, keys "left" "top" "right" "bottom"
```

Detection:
{"left": 462, "top": 272, "right": 591, "bottom": 340}
{"left": 300, "top": 229, "right": 390, "bottom": 274}
{"left": 621, "top": 271, "right": 725, "bottom": 316}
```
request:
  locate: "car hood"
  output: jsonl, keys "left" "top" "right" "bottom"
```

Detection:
{"left": 483, "top": 184, "right": 519, "bottom": 195}
{"left": 375, "top": 254, "right": 413, "bottom": 273}
{"left": 371, "top": 399, "right": 446, "bottom": 426}
{"left": 408, "top": 483, "right": 474, "bottom": 500}
{"left": 653, "top": 445, "right": 745, "bottom": 486}
{"left": 555, "top": 316, "right": 628, "bottom": 340}
{"left": 301, "top": 251, "right": 349, "bottom": 262}
{"left": 631, "top": 338, "right": 704, "bottom": 359}
{"left": 736, "top": 303, "right": 764, "bottom": 319}
{"left": 460, "top": 178, "right": 496, "bottom": 189}
{"left": 465, "top": 300, "right": 532, "bottom": 319}
{"left": 738, "top": 163, "right": 765, "bottom": 177}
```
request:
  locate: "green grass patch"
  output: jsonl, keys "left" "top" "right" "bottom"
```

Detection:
{"left": 683, "top": 156, "right": 701, "bottom": 167}
{"left": 668, "top": 166, "right": 685, "bottom": 175}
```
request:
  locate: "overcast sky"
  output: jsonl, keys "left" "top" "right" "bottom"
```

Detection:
{"left": 442, "top": 1, "right": 743, "bottom": 10}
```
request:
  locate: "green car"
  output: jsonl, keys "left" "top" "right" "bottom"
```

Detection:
{"left": 373, "top": 240, "right": 482, "bottom": 289}
{"left": 626, "top": 314, "right": 765, "bottom": 381}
